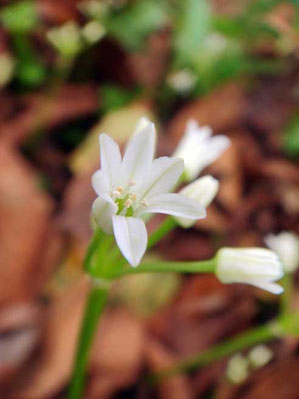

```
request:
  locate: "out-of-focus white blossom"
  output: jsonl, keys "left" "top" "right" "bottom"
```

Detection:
{"left": 226, "top": 353, "right": 249, "bottom": 384}
{"left": 215, "top": 248, "right": 284, "bottom": 294}
{"left": 265, "top": 231, "right": 299, "bottom": 273}
{"left": 92, "top": 118, "right": 206, "bottom": 267}
{"left": 173, "top": 119, "right": 230, "bottom": 181}
{"left": 167, "top": 69, "right": 197, "bottom": 93}
{"left": 248, "top": 345, "right": 273, "bottom": 369}
{"left": 175, "top": 175, "right": 219, "bottom": 228}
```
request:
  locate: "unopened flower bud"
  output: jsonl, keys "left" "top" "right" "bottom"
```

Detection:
{"left": 215, "top": 248, "right": 284, "bottom": 294}
{"left": 175, "top": 175, "right": 219, "bottom": 228}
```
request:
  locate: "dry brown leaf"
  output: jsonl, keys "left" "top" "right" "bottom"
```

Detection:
{"left": 14, "top": 279, "right": 89, "bottom": 399}
{"left": 0, "top": 84, "right": 98, "bottom": 145}
{"left": 167, "top": 83, "right": 245, "bottom": 144}
{"left": 128, "top": 30, "right": 171, "bottom": 88}
{"left": 0, "top": 144, "right": 53, "bottom": 303}
{"left": 145, "top": 338, "right": 194, "bottom": 399}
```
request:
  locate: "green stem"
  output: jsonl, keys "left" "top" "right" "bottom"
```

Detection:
{"left": 84, "top": 228, "right": 104, "bottom": 272}
{"left": 68, "top": 281, "right": 109, "bottom": 399}
{"left": 280, "top": 273, "right": 293, "bottom": 317}
{"left": 150, "top": 321, "right": 278, "bottom": 383}
{"left": 110, "top": 258, "right": 216, "bottom": 279}
{"left": 147, "top": 217, "right": 177, "bottom": 249}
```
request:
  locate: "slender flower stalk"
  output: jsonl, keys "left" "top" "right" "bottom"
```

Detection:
{"left": 68, "top": 281, "right": 109, "bottom": 399}
{"left": 149, "top": 321, "right": 278, "bottom": 383}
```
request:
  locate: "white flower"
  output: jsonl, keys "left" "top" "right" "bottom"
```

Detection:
{"left": 173, "top": 120, "right": 230, "bottom": 181}
{"left": 167, "top": 69, "right": 196, "bottom": 93}
{"left": 215, "top": 248, "right": 284, "bottom": 294}
{"left": 175, "top": 175, "right": 219, "bottom": 228}
{"left": 248, "top": 345, "right": 273, "bottom": 369}
{"left": 91, "top": 121, "right": 206, "bottom": 267}
{"left": 226, "top": 353, "right": 249, "bottom": 384}
{"left": 264, "top": 232, "right": 299, "bottom": 273}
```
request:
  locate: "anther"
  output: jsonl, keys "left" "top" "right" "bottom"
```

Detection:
{"left": 141, "top": 198, "right": 149, "bottom": 207}
{"left": 124, "top": 199, "right": 133, "bottom": 208}
{"left": 129, "top": 193, "right": 137, "bottom": 201}
{"left": 128, "top": 179, "right": 136, "bottom": 186}
{"left": 116, "top": 186, "right": 124, "bottom": 193}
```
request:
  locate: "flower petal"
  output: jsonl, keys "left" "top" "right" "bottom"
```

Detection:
{"left": 137, "top": 157, "right": 184, "bottom": 201}
{"left": 112, "top": 215, "right": 147, "bottom": 267}
{"left": 138, "top": 193, "right": 206, "bottom": 220}
{"left": 91, "top": 170, "right": 110, "bottom": 197}
{"left": 179, "top": 175, "right": 219, "bottom": 207}
{"left": 121, "top": 123, "right": 155, "bottom": 185}
{"left": 92, "top": 196, "right": 118, "bottom": 234}
{"left": 251, "top": 281, "right": 284, "bottom": 295}
{"left": 99, "top": 133, "right": 122, "bottom": 186}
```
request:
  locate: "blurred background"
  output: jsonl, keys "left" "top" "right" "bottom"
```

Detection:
{"left": 0, "top": 0, "right": 298, "bottom": 398}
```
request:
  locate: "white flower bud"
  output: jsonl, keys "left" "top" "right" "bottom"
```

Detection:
{"left": 215, "top": 248, "right": 284, "bottom": 294}
{"left": 175, "top": 175, "right": 219, "bottom": 228}
{"left": 173, "top": 120, "right": 230, "bottom": 181}
{"left": 264, "top": 232, "right": 299, "bottom": 273}
{"left": 226, "top": 353, "right": 249, "bottom": 384}
{"left": 248, "top": 345, "right": 273, "bottom": 369}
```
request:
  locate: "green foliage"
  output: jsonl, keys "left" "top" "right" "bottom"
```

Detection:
{"left": 0, "top": 0, "right": 38, "bottom": 34}
{"left": 173, "top": 0, "right": 211, "bottom": 66}
{"left": 103, "top": 0, "right": 167, "bottom": 51}
{"left": 12, "top": 34, "right": 46, "bottom": 88}
{"left": 283, "top": 116, "right": 299, "bottom": 158}
{"left": 101, "top": 85, "right": 139, "bottom": 113}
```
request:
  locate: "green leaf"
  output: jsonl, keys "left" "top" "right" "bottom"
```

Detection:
{"left": 0, "top": 0, "right": 38, "bottom": 33}
{"left": 284, "top": 116, "right": 299, "bottom": 158}
{"left": 174, "top": 0, "right": 211, "bottom": 66}
{"left": 101, "top": 84, "right": 139, "bottom": 113}
{"left": 104, "top": 0, "right": 167, "bottom": 51}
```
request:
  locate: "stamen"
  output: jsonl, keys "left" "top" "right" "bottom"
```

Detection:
{"left": 124, "top": 198, "right": 133, "bottom": 208}
{"left": 112, "top": 189, "right": 122, "bottom": 198}
{"left": 129, "top": 193, "right": 137, "bottom": 201}
{"left": 141, "top": 198, "right": 149, "bottom": 207}
{"left": 116, "top": 186, "right": 124, "bottom": 193}
{"left": 128, "top": 179, "right": 136, "bottom": 187}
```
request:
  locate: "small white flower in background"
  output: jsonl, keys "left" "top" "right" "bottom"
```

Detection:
{"left": 248, "top": 345, "right": 273, "bottom": 369}
{"left": 167, "top": 69, "right": 197, "bottom": 94}
{"left": 215, "top": 248, "right": 284, "bottom": 294}
{"left": 173, "top": 119, "right": 230, "bottom": 181}
{"left": 226, "top": 353, "right": 249, "bottom": 384}
{"left": 92, "top": 120, "right": 206, "bottom": 267}
{"left": 264, "top": 232, "right": 299, "bottom": 273}
{"left": 175, "top": 175, "right": 219, "bottom": 228}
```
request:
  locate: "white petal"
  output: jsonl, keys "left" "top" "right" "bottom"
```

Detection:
{"left": 92, "top": 196, "right": 118, "bottom": 234}
{"left": 91, "top": 170, "right": 110, "bottom": 197}
{"left": 251, "top": 281, "right": 284, "bottom": 295}
{"left": 112, "top": 215, "right": 147, "bottom": 267}
{"left": 133, "top": 116, "right": 152, "bottom": 135}
{"left": 121, "top": 123, "right": 155, "bottom": 185}
{"left": 138, "top": 193, "right": 206, "bottom": 220}
{"left": 99, "top": 134, "right": 122, "bottom": 186}
{"left": 137, "top": 157, "right": 184, "bottom": 201}
{"left": 179, "top": 175, "right": 219, "bottom": 207}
